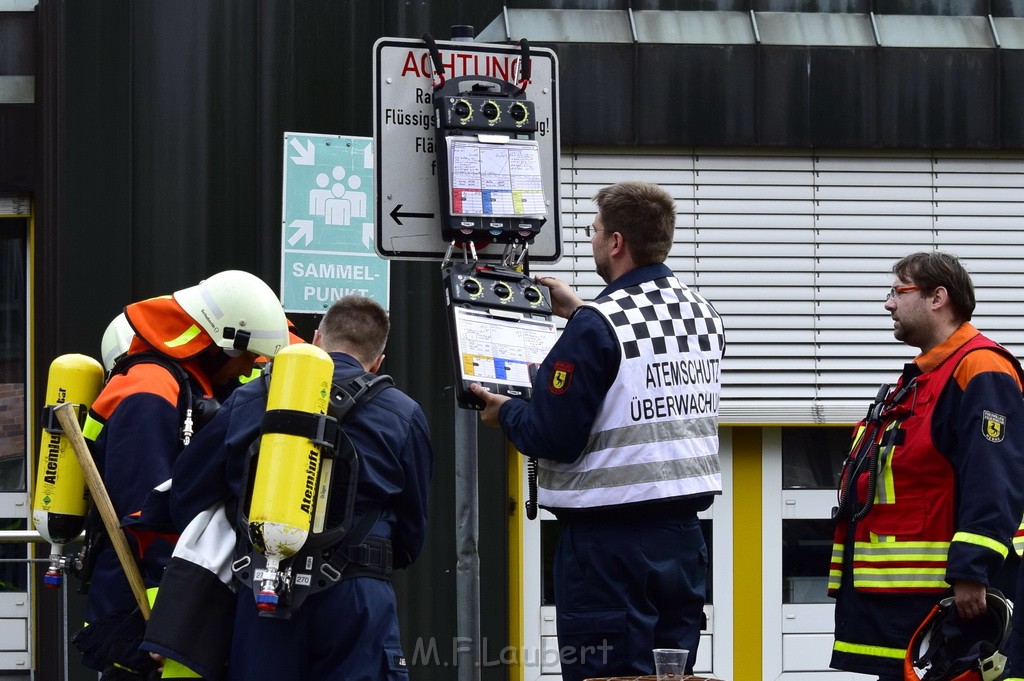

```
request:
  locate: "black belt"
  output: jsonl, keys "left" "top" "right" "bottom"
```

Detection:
{"left": 232, "top": 509, "right": 390, "bottom": 620}
{"left": 338, "top": 535, "right": 393, "bottom": 580}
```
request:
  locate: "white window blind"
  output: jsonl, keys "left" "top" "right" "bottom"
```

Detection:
{"left": 532, "top": 149, "right": 1024, "bottom": 424}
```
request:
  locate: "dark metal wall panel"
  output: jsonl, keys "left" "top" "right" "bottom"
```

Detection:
{"left": 0, "top": 106, "right": 36, "bottom": 191}
{"left": 489, "top": 8, "right": 1024, "bottom": 149}
{"left": 751, "top": 0, "right": 869, "bottom": 9}
{"left": 758, "top": 46, "right": 878, "bottom": 147}
{"left": 758, "top": 46, "right": 812, "bottom": 146}
{"left": 993, "top": 0, "right": 1024, "bottom": 17}
{"left": 638, "top": 44, "right": 757, "bottom": 145}
{"left": 507, "top": 0, "right": 631, "bottom": 8}
{"left": 58, "top": 0, "right": 134, "bottom": 343}
{"left": 0, "top": 12, "right": 36, "bottom": 192}
{"left": 551, "top": 43, "right": 635, "bottom": 144}
{"left": 1001, "top": 50, "right": 1024, "bottom": 147}
{"left": 807, "top": 48, "right": 877, "bottom": 147}
{"left": 878, "top": 47, "right": 998, "bottom": 148}
{"left": 130, "top": 3, "right": 261, "bottom": 287}
{"left": 0, "top": 12, "right": 35, "bottom": 73}
{"left": 878, "top": 0, "right": 990, "bottom": 15}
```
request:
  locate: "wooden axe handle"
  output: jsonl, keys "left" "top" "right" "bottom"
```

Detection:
{"left": 53, "top": 402, "right": 151, "bottom": 620}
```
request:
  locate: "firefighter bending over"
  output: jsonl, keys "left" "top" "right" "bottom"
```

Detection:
{"left": 74, "top": 270, "right": 289, "bottom": 680}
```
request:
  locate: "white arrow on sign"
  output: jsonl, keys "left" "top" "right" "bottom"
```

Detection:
{"left": 287, "top": 219, "right": 314, "bottom": 247}
{"left": 362, "top": 223, "right": 374, "bottom": 249}
{"left": 289, "top": 138, "right": 315, "bottom": 165}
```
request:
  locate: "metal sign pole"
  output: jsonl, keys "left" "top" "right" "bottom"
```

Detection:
{"left": 454, "top": 396, "right": 481, "bottom": 681}
{"left": 452, "top": 26, "right": 482, "bottom": 681}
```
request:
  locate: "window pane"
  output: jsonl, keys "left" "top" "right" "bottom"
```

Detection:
{"left": 782, "top": 518, "right": 832, "bottom": 604}
{"left": 0, "top": 220, "right": 27, "bottom": 492}
{"left": 782, "top": 426, "right": 850, "bottom": 489}
{"left": 541, "top": 518, "right": 557, "bottom": 606}
{"left": 0, "top": 517, "right": 28, "bottom": 592}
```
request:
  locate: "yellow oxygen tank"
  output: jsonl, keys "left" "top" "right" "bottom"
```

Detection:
{"left": 32, "top": 354, "right": 105, "bottom": 587}
{"left": 247, "top": 343, "right": 333, "bottom": 611}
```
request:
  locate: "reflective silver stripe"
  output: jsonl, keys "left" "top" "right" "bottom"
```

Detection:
{"left": 876, "top": 441, "right": 895, "bottom": 504}
{"left": 586, "top": 415, "right": 718, "bottom": 453}
{"left": 853, "top": 571, "right": 948, "bottom": 587}
{"left": 854, "top": 570, "right": 947, "bottom": 580}
{"left": 853, "top": 544, "right": 948, "bottom": 559}
{"left": 539, "top": 453, "right": 720, "bottom": 492}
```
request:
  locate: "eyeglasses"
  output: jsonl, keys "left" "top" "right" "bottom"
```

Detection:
{"left": 885, "top": 285, "right": 921, "bottom": 301}
{"left": 583, "top": 223, "right": 606, "bottom": 237}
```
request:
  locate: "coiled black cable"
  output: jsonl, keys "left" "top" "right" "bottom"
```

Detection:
{"left": 526, "top": 457, "right": 538, "bottom": 520}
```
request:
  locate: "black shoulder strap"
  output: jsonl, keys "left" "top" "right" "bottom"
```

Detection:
{"left": 107, "top": 350, "right": 197, "bottom": 444}
{"left": 109, "top": 350, "right": 191, "bottom": 388}
{"left": 329, "top": 373, "right": 395, "bottom": 422}
{"left": 258, "top": 372, "right": 394, "bottom": 455}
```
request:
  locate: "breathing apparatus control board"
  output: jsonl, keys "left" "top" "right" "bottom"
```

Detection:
{"left": 443, "top": 262, "right": 557, "bottom": 410}
{"left": 433, "top": 75, "right": 547, "bottom": 246}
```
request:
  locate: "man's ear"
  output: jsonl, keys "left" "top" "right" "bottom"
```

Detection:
{"left": 611, "top": 230, "right": 635, "bottom": 265}
{"left": 312, "top": 328, "right": 322, "bottom": 347}
{"left": 369, "top": 354, "right": 385, "bottom": 373}
{"left": 609, "top": 230, "right": 627, "bottom": 256}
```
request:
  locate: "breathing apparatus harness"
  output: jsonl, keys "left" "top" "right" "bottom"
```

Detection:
{"left": 106, "top": 350, "right": 222, "bottom": 446}
{"left": 230, "top": 370, "right": 395, "bottom": 620}
{"left": 833, "top": 366, "right": 920, "bottom": 523}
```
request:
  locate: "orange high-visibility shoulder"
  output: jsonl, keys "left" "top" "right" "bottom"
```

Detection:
{"left": 89, "top": 361, "right": 184, "bottom": 421}
{"left": 953, "top": 348, "right": 1024, "bottom": 391}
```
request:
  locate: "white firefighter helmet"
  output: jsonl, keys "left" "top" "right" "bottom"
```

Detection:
{"left": 905, "top": 589, "right": 1012, "bottom": 681}
{"left": 173, "top": 270, "right": 289, "bottom": 360}
{"left": 100, "top": 312, "right": 135, "bottom": 372}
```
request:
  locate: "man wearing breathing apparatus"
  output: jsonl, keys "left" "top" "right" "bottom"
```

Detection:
{"left": 830, "top": 251, "right": 1024, "bottom": 681}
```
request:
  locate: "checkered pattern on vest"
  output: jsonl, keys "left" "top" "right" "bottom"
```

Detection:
{"left": 596, "top": 276, "right": 725, "bottom": 359}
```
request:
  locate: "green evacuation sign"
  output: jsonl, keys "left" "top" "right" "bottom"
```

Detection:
{"left": 280, "top": 132, "right": 390, "bottom": 313}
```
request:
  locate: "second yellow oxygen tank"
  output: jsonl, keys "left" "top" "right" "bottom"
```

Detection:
{"left": 31, "top": 353, "right": 105, "bottom": 587}
{"left": 247, "top": 343, "right": 334, "bottom": 610}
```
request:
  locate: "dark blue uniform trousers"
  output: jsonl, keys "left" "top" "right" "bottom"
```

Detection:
{"left": 228, "top": 576, "right": 407, "bottom": 681}
{"left": 553, "top": 515, "right": 707, "bottom": 681}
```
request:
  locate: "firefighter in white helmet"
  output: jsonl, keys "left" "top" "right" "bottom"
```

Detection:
{"left": 100, "top": 312, "right": 135, "bottom": 375}
{"left": 72, "top": 270, "right": 288, "bottom": 680}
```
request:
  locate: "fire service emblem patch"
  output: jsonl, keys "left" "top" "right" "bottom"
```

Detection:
{"left": 983, "top": 410, "right": 1006, "bottom": 443}
{"left": 549, "top": 361, "right": 574, "bottom": 395}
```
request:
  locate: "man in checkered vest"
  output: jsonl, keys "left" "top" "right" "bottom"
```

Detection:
{"left": 471, "top": 181, "right": 726, "bottom": 681}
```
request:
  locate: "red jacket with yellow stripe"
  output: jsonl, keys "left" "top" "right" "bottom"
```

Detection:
{"left": 830, "top": 324, "right": 1024, "bottom": 595}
